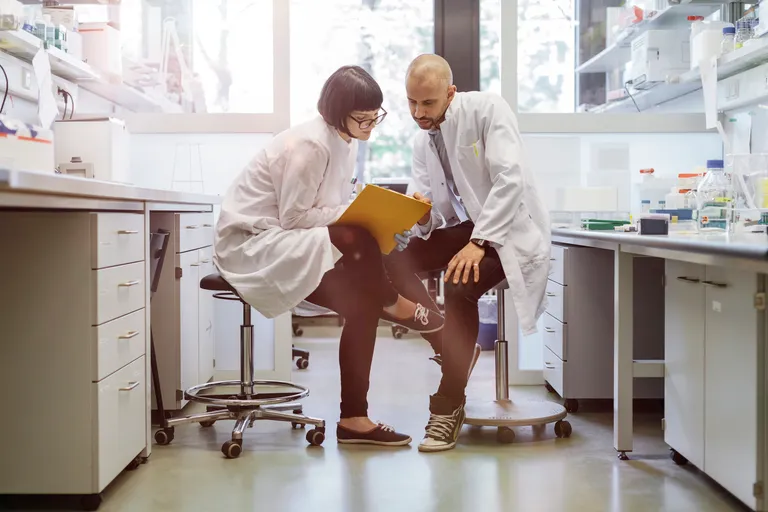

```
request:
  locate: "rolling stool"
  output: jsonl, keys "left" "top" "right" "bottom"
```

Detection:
{"left": 156, "top": 271, "right": 326, "bottom": 459}
{"left": 292, "top": 345, "right": 310, "bottom": 369}
{"left": 464, "top": 283, "right": 572, "bottom": 443}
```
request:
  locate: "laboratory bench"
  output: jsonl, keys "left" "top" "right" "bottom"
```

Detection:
{"left": 0, "top": 169, "right": 220, "bottom": 509}
{"left": 552, "top": 226, "right": 768, "bottom": 512}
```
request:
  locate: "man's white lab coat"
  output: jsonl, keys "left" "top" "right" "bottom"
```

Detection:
{"left": 410, "top": 91, "right": 551, "bottom": 334}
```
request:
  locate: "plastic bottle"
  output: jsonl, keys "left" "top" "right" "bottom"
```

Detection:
{"left": 721, "top": 26, "right": 736, "bottom": 54}
{"left": 696, "top": 159, "right": 733, "bottom": 232}
{"left": 736, "top": 20, "right": 752, "bottom": 49}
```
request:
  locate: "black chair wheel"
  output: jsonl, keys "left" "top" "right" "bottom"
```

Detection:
{"left": 80, "top": 494, "right": 102, "bottom": 511}
{"left": 222, "top": 440, "right": 243, "bottom": 459}
{"left": 292, "top": 324, "right": 304, "bottom": 336}
{"left": 564, "top": 399, "right": 579, "bottom": 413}
{"left": 670, "top": 449, "right": 689, "bottom": 466}
{"left": 199, "top": 420, "right": 216, "bottom": 428}
{"left": 296, "top": 357, "right": 309, "bottom": 370}
{"left": 292, "top": 422, "right": 306, "bottom": 429}
{"left": 496, "top": 426, "right": 515, "bottom": 444}
{"left": 307, "top": 428, "right": 325, "bottom": 446}
{"left": 554, "top": 420, "right": 572, "bottom": 438}
{"left": 545, "top": 382, "right": 555, "bottom": 393}
{"left": 154, "top": 427, "right": 174, "bottom": 446}
{"left": 125, "top": 455, "right": 142, "bottom": 471}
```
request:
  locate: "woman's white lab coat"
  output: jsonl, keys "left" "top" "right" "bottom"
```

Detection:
{"left": 410, "top": 91, "right": 551, "bottom": 335}
{"left": 213, "top": 116, "right": 357, "bottom": 318}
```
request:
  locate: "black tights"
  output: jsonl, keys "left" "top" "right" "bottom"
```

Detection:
{"left": 305, "top": 225, "right": 399, "bottom": 418}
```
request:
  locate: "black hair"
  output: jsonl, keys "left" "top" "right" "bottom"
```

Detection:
{"left": 317, "top": 65, "right": 383, "bottom": 137}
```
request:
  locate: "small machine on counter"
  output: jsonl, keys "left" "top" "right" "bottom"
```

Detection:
{"left": 629, "top": 30, "right": 690, "bottom": 88}
{"left": 0, "top": 115, "right": 54, "bottom": 173}
{"left": 53, "top": 117, "right": 130, "bottom": 183}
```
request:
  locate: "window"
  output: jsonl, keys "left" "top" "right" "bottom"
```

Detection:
{"left": 290, "top": 0, "right": 434, "bottom": 180}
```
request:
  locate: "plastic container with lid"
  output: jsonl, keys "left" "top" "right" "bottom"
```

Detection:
{"left": 736, "top": 20, "right": 752, "bottom": 49}
{"left": 696, "top": 159, "right": 733, "bottom": 232}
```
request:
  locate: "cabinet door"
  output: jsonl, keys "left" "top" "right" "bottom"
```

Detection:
{"left": 198, "top": 247, "right": 215, "bottom": 384}
{"left": 663, "top": 260, "right": 706, "bottom": 468}
{"left": 179, "top": 250, "right": 200, "bottom": 395}
{"left": 704, "top": 266, "right": 758, "bottom": 509}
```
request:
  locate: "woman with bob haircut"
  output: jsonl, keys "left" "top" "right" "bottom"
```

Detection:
{"left": 214, "top": 65, "right": 443, "bottom": 446}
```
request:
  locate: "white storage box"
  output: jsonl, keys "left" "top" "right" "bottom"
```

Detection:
{"left": 53, "top": 118, "right": 130, "bottom": 183}
{"left": 78, "top": 22, "right": 122, "bottom": 79}
{"left": 0, "top": 116, "right": 54, "bottom": 173}
{"left": 630, "top": 30, "right": 690, "bottom": 88}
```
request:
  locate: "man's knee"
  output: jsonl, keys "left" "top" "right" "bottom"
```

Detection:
{"left": 444, "top": 279, "right": 493, "bottom": 304}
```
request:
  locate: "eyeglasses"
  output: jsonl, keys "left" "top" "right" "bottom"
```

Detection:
{"left": 349, "top": 109, "right": 387, "bottom": 130}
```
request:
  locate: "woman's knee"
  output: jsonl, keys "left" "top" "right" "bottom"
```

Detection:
{"left": 332, "top": 225, "right": 379, "bottom": 261}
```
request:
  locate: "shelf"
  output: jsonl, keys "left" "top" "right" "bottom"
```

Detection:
{"left": 0, "top": 29, "right": 182, "bottom": 113}
{"left": 590, "top": 80, "right": 703, "bottom": 113}
{"left": 681, "top": 37, "right": 768, "bottom": 83}
{"left": 576, "top": 3, "right": 725, "bottom": 74}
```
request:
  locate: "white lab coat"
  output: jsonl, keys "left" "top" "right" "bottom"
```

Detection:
{"left": 213, "top": 116, "right": 357, "bottom": 318}
{"left": 410, "top": 91, "right": 551, "bottom": 335}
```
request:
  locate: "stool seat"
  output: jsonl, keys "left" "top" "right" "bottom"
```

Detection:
{"left": 200, "top": 272, "right": 235, "bottom": 292}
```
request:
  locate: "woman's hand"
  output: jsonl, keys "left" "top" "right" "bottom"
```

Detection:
{"left": 413, "top": 192, "right": 432, "bottom": 225}
{"left": 394, "top": 230, "right": 412, "bottom": 252}
{"left": 444, "top": 242, "right": 486, "bottom": 284}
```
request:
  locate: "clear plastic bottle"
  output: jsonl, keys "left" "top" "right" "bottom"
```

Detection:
{"left": 696, "top": 160, "right": 733, "bottom": 232}
{"left": 721, "top": 26, "right": 736, "bottom": 54}
{"left": 736, "top": 20, "right": 752, "bottom": 49}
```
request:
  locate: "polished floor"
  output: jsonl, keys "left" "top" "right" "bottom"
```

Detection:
{"left": 48, "top": 329, "right": 756, "bottom": 511}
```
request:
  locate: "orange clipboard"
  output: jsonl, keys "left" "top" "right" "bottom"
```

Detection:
{"left": 334, "top": 184, "right": 431, "bottom": 254}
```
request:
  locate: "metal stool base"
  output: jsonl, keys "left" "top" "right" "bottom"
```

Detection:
{"left": 465, "top": 399, "right": 566, "bottom": 427}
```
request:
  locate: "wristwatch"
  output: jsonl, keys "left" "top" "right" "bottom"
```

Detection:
{"left": 470, "top": 238, "right": 488, "bottom": 248}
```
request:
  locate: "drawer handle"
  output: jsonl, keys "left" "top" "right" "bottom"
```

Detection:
{"left": 190, "top": 263, "right": 201, "bottom": 267}
{"left": 186, "top": 225, "right": 201, "bottom": 229}
{"left": 203, "top": 223, "right": 213, "bottom": 227}
{"left": 550, "top": 257, "right": 556, "bottom": 261}
{"left": 703, "top": 280, "right": 728, "bottom": 288}
{"left": 676, "top": 276, "right": 701, "bottom": 284}
{"left": 118, "top": 330, "right": 140, "bottom": 340}
{"left": 200, "top": 259, "right": 211, "bottom": 263}
{"left": 120, "top": 381, "right": 140, "bottom": 391}
{"left": 545, "top": 364, "right": 556, "bottom": 369}
{"left": 117, "top": 229, "right": 139, "bottom": 235}
{"left": 546, "top": 292, "right": 556, "bottom": 297}
{"left": 544, "top": 327, "right": 555, "bottom": 333}
{"left": 118, "top": 280, "right": 141, "bottom": 287}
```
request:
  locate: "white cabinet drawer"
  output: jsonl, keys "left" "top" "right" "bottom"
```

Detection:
{"left": 177, "top": 212, "right": 214, "bottom": 253}
{"left": 95, "top": 356, "right": 146, "bottom": 491}
{"left": 90, "top": 213, "right": 145, "bottom": 269}
{"left": 543, "top": 346, "right": 564, "bottom": 396}
{"left": 92, "top": 309, "right": 146, "bottom": 381}
{"left": 92, "top": 261, "right": 145, "bottom": 326}
{"left": 549, "top": 245, "right": 567, "bottom": 285}
{"left": 545, "top": 280, "right": 566, "bottom": 323}
{"left": 542, "top": 313, "right": 566, "bottom": 361}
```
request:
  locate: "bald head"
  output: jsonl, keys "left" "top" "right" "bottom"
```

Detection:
{"left": 405, "top": 54, "right": 457, "bottom": 131}
{"left": 406, "top": 54, "right": 453, "bottom": 86}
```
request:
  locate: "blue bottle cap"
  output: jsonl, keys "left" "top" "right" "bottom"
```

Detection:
{"left": 707, "top": 159, "right": 724, "bottom": 169}
{"left": 723, "top": 26, "right": 736, "bottom": 34}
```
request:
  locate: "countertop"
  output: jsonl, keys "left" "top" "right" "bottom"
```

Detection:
{"left": 0, "top": 169, "right": 221, "bottom": 205}
{"left": 552, "top": 227, "right": 768, "bottom": 261}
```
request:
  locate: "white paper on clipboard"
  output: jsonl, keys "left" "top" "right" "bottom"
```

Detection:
{"left": 700, "top": 55, "right": 719, "bottom": 130}
{"left": 32, "top": 49, "right": 58, "bottom": 130}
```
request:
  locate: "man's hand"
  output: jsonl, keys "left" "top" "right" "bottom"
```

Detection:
{"left": 413, "top": 192, "right": 432, "bottom": 225}
{"left": 444, "top": 242, "right": 486, "bottom": 285}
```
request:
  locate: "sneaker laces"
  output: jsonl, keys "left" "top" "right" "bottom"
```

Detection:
{"left": 376, "top": 422, "right": 395, "bottom": 432}
{"left": 424, "top": 413, "right": 455, "bottom": 440}
{"left": 414, "top": 304, "right": 430, "bottom": 326}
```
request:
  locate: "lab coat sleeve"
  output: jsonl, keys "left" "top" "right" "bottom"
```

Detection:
{"left": 410, "top": 136, "right": 445, "bottom": 238}
{"left": 471, "top": 95, "right": 526, "bottom": 247}
{"left": 277, "top": 139, "right": 346, "bottom": 230}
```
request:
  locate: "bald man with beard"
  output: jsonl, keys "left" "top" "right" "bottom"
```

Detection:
{"left": 384, "top": 54, "right": 551, "bottom": 453}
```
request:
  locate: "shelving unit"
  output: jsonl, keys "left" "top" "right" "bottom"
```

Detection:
{"left": 576, "top": 3, "right": 724, "bottom": 74}
{"left": 0, "top": 29, "right": 182, "bottom": 113}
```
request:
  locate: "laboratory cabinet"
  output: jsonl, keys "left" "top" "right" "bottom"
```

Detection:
{"left": 0, "top": 211, "right": 148, "bottom": 495}
{"left": 544, "top": 244, "right": 664, "bottom": 412}
{"left": 664, "top": 261, "right": 760, "bottom": 510}
{"left": 151, "top": 212, "right": 216, "bottom": 411}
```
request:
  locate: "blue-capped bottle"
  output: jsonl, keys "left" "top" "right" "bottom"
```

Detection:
{"left": 695, "top": 159, "right": 733, "bottom": 232}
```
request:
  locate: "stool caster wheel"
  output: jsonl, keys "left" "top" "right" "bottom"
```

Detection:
{"left": 670, "top": 449, "right": 688, "bottom": 466}
{"left": 497, "top": 426, "right": 515, "bottom": 444}
{"left": 564, "top": 399, "right": 579, "bottom": 413}
{"left": 554, "top": 420, "right": 572, "bottom": 438}
{"left": 307, "top": 428, "right": 325, "bottom": 446}
{"left": 199, "top": 420, "right": 216, "bottom": 428}
{"left": 292, "top": 324, "right": 303, "bottom": 337}
{"left": 292, "top": 422, "right": 306, "bottom": 429}
{"left": 154, "top": 427, "right": 175, "bottom": 446}
{"left": 618, "top": 451, "right": 630, "bottom": 461}
{"left": 391, "top": 325, "right": 407, "bottom": 339}
{"left": 222, "top": 440, "right": 243, "bottom": 459}
{"left": 126, "top": 455, "right": 142, "bottom": 471}
{"left": 296, "top": 357, "right": 309, "bottom": 370}
{"left": 545, "top": 382, "right": 555, "bottom": 393}
{"left": 80, "top": 494, "right": 102, "bottom": 511}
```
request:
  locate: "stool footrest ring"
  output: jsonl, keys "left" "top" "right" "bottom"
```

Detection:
{"left": 184, "top": 380, "right": 310, "bottom": 408}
